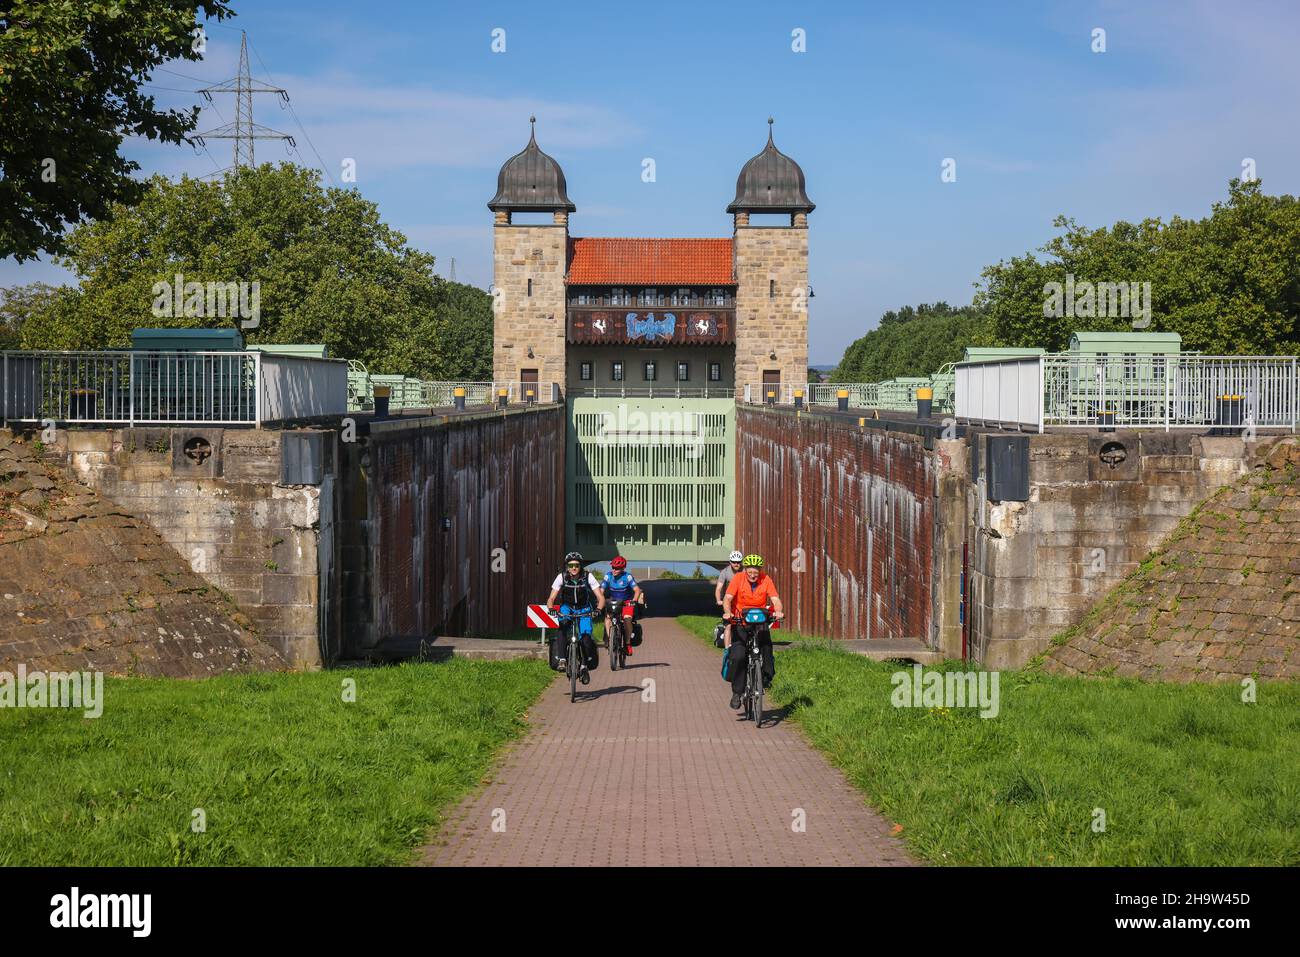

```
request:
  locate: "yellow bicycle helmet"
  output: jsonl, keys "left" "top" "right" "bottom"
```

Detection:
{"left": 741, "top": 554, "right": 764, "bottom": 568}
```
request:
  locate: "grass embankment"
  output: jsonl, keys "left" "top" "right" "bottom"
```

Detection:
{"left": 0, "top": 659, "right": 552, "bottom": 865}
{"left": 678, "top": 615, "right": 1300, "bottom": 866}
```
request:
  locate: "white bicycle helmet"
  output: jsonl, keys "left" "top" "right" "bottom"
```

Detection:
{"left": 728, "top": 550, "right": 743, "bottom": 562}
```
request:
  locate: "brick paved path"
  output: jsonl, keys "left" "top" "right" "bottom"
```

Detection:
{"left": 421, "top": 581, "right": 916, "bottom": 866}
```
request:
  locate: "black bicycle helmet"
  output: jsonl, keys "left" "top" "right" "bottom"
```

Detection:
{"left": 564, "top": 551, "right": 584, "bottom": 565}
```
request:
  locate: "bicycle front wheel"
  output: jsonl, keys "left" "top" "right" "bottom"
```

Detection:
{"left": 569, "top": 636, "right": 579, "bottom": 702}
{"left": 609, "top": 620, "right": 621, "bottom": 671}
{"left": 750, "top": 656, "right": 764, "bottom": 726}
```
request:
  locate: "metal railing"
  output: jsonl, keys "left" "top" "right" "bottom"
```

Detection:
{"left": 419, "top": 381, "right": 515, "bottom": 407}
{"left": 348, "top": 375, "right": 527, "bottom": 412}
{"left": 1, "top": 350, "right": 348, "bottom": 427}
{"left": 956, "top": 354, "right": 1300, "bottom": 431}
{"left": 568, "top": 386, "right": 735, "bottom": 399}
{"left": 743, "top": 381, "right": 954, "bottom": 413}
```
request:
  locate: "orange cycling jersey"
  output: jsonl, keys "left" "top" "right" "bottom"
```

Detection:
{"left": 726, "top": 572, "right": 779, "bottom": 612}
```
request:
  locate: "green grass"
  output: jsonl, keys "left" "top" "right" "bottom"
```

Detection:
{"left": 679, "top": 615, "right": 1300, "bottom": 866}
{"left": 0, "top": 658, "right": 553, "bottom": 865}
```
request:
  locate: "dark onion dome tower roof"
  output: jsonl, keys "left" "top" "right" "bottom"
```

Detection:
{"left": 487, "top": 116, "right": 576, "bottom": 213}
{"left": 726, "top": 118, "right": 815, "bottom": 215}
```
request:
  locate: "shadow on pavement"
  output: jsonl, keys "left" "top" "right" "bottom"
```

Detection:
{"left": 577, "top": 684, "right": 643, "bottom": 701}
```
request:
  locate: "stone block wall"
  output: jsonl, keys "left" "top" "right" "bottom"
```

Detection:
{"left": 732, "top": 223, "right": 809, "bottom": 392}
{"left": 54, "top": 427, "right": 335, "bottom": 668}
{"left": 492, "top": 223, "right": 568, "bottom": 393}
{"left": 1041, "top": 437, "right": 1300, "bottom": 682}
{"left": 967, "top": 430, "right": 1256, "bottom": 668}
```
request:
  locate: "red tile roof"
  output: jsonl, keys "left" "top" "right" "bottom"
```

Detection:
{"left": 567, "top": 237, "right": 734, "bottom": 285}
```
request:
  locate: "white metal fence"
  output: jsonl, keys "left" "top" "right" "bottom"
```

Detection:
{"left": 1, "top": 350, "right": 348, "bottom": 427}
{"left": 956, "top": 354, "right": 1300, "bottom": 431}
{"left": 954, "top": 357, "right": 1044, "bottom": 430}
{"left": 259, "top": 353, "right": 348, "bottom": 422}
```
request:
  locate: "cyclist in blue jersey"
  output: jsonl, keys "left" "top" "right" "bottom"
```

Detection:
{"left": 600, "top": 556, "right": 644, "bottom": 655}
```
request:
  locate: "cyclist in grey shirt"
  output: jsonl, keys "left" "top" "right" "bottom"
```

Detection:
{"left": 715, "top": 550, "right": 744, "bottom": 646}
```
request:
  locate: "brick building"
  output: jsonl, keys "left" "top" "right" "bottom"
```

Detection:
{"left": 488, "top": 117, "right": 814, "bottom": 400}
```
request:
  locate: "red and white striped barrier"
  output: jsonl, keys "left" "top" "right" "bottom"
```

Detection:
{"left": 525, "top": 604, "right": 560, "bottom": 629}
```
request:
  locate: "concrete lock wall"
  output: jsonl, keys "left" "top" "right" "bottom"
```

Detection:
{"left": 57, "top": 426, "right": 336, "bottom": 668}
{"left": 735, "top": 406, "right": 946, "bottom": 648}
{"left": 967, "top": 431, "right": 1254, "bottom": 668}
{"left": 338, "top": 404, "right": 565, "bottom": 655}
{"left": 733, "top": 407, "right": 1260, "bottom": 669}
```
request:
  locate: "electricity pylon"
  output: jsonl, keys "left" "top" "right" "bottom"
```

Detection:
{"left": 195, "top": 31, "right": 295, "bottom": 169}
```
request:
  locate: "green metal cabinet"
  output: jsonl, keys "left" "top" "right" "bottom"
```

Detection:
{"left": 1057, "top": 331, "right": 1182, "bottom": 420}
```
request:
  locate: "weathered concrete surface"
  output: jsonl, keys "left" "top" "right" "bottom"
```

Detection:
{"left": 1041, "top": 437, "right": 1300, "bottom": 682}
{"left": 52, "top": 426, "right": 332, "bottom": 668}
{"left": 0, "top": 431, "right": 285, "bottom": 676}
{"left": 838, "top": 639, "right": 943, "bottom": 664}
{"left": 736, "top": 407, "right": 939, "bottom": 648}
{"left": 421, "top": 581, "right": 916, "bottom": 867}
{"left": 339, "top": 404, "right": 564, "bottom": 656}
{"left": 968, "top": 430, "right": 1260, "bottom": 668}
{"left": 346, "top": 635, "right": 547, "bottom": 662}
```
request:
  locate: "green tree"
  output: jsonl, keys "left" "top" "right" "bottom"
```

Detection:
{"left": 0, "top": 280, "right": 69, "bottom": 348}
{"left": 0, "top": 0, "right": 234, "bottom": 261}
{"left": 832, "top": 302, "right": 992, "bottom": 382}
{"left": 976, "top": 180, "right": 1300, "bottom": 354}
{"left": 20, "top": 163, "right": 492, "bottom": 378}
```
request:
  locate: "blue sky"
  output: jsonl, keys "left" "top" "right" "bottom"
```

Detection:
{"left": 5, "top": 0, "right": 1300, "bottom": 363}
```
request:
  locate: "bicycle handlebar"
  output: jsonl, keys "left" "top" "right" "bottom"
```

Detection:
{"left": 554, "top": 608, "right": 595, "bottom": 621}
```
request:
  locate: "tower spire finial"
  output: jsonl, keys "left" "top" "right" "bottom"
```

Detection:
{"left": 767, "top": 116, "right": 775, "bottom": 145}
{"left": 529, "top": 114, "right": 537, "bottom": 142}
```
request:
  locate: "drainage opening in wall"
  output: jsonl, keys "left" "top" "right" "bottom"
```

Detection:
{"left": 1099, "top": 441, "right": 1127, "bottom": 469}
{"left": 183, "top": 436, "right": 213, "bottom": 464}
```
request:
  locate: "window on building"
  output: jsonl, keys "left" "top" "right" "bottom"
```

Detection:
{"left": 672, "top": 287, "right": 692, "bottom": 306}
{"left": 611, "top": 361, "right": 624, "bottom": 381}
{"left": 640, "top": 287, "right": 661, "bottom": 306}
{"left": 709, "top": 362, "right": 722, "bottom": 382}
{"left": 644, "top": 361, "right": 657, "bottom": 382}
{"left": 527, "top": 278, "right": 533, "bottom": 297}
{"left": 580, "top": 361, "right": 593, "bottom": 381}
{"left": 769, "top": 279, "right": 776, "bottom": 299}
{"left": 677, "top": 361, "right": 689, "bottom": 382}
{"left": 611, "top": 288, "right": 628, "bottom": 306}
{"left": 709, "top": 288, "right": 726, "bottom": 306}
{"left": 574, "top": 292, "right": 590, "bottom": 305}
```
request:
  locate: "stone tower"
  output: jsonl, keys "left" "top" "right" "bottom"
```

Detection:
{"left": 488, "top": 117, "right": 575, "bottom": 398}
{"left": 728, "top": 119, "right": 814, "bottom": 394}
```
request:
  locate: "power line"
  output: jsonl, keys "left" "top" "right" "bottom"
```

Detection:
{"left": 242, "top": 34, "right": 337, "bottom": 187}
{"left": 154, "top": 65, "right": 209, "bottom": 83}
{"left": 142, "top": 82, "right": 204, "bottom": 94}
{"left": 192, "top": 30, "right": 294, "bottom": 168}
